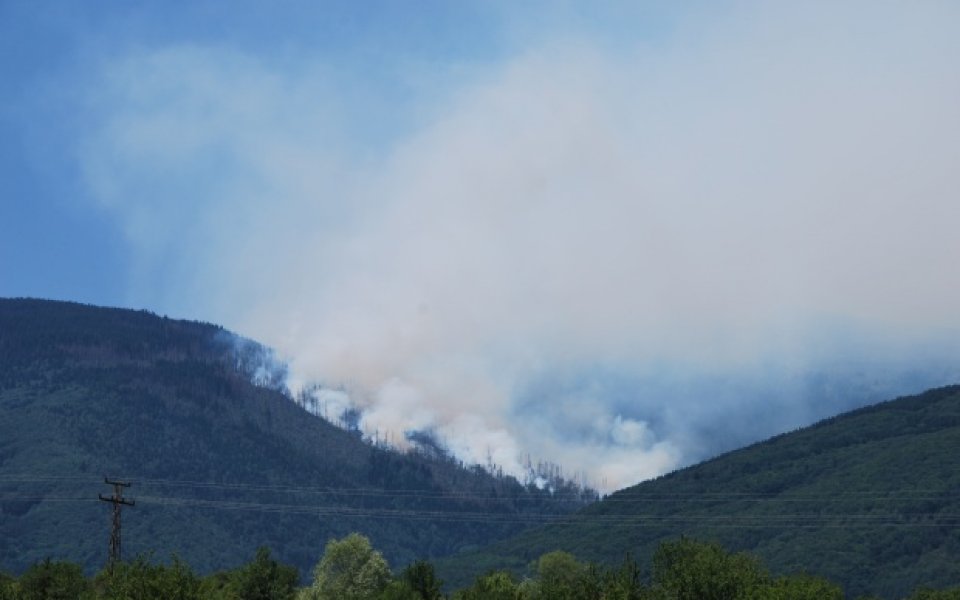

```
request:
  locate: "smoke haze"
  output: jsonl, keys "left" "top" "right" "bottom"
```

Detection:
{"left": 79, "top": 2, "right": 960, "bottom": 490}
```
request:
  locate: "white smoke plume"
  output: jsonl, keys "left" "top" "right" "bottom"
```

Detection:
{"left": 80, "top": 2, "right": 960, "bottom": 490}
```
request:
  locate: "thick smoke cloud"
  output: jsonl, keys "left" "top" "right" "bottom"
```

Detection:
{"left": 81, "top": 3, "right": 960, "bottom": 490}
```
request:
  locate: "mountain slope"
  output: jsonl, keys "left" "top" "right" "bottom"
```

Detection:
{"left": 437, "top": 385, "right": 960, "bottom": 598}
{"left": 0, "top": 298, "right": 588, "bottom": 578}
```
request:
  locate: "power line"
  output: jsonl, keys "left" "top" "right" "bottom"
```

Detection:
{"left": 4, "top": 490, "right": 960, "bottom": 529}
{"left": 0, "top": 474, "right": 596, "bottom": 503}
{"left": 4, "top": 473, "right": 960, "bottom": 504}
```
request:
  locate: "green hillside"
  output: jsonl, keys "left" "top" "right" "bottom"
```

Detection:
{"left": 437, "top": 385, "right": 960, "bottom": 598}
{"left": 0, "top": 298, "right": 589, "bottom": 579}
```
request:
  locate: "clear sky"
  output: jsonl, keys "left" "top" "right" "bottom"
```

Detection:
{"left": 3, "top": 1, "right": 959, "bottom": 490}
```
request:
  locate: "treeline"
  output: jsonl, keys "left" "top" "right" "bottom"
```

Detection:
{"left": 3, "top": 535, "right": 959, "bottom": 599}
{"left": 0, "top": 298, "right": 594, "bottom": 576}
{"left": 295, "top": 384, "right": 599, "bottom": 499}
{"left": 443, "top": 385, "right": 960, "bottom": 598}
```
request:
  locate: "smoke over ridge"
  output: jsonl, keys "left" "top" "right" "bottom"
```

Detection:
{"left": 80, "top": 2, "right": 960, "bottom": 490}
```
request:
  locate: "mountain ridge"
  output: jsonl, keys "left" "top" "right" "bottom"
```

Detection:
{"left": 436, "top": 384, "right": 960, "bottom": 598}
{"left": 0, "top": 298, "right": 590, "bottom": 579}
{"left": 6, "top": 297, "right": 959, "bottom": 597}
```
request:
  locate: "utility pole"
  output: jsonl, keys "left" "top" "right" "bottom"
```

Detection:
{"left": 99, "top": 477, "right": 134, "bottom": 570}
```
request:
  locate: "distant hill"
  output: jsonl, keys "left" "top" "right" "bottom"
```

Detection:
{"left": 437, "top": 384, "right": 960, "bottom": 598}
{"left": 0, "top": 298, "right": 589, "bottom": 579}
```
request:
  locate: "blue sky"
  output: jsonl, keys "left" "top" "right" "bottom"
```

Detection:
{"left": 0, "top": 0, "right": 686, "bottom": 305}
{"left": 0, "top": 0, "right": 510, "bottom": 304}
{"left": 3, "top": 1, "right": 960, "bottom": 489}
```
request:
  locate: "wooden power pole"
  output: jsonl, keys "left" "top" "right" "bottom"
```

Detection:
{"left": 99, "top": 477, "right": 134, "bottom": 569}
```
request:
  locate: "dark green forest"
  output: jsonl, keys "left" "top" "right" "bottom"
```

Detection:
{"left": 437, "top": 385, "right": 960, "bottom": 598}
{"left": 4, "top": 298, "right": 960, "bottom": 598}
{"left": 2, "top": 533, "right": 960, "bottom": 599}
{"left": 0, "top": 299, "right": 591, "bottom": 578}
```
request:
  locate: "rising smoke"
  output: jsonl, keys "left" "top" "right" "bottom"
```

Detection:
{"left": 80, "top": 2, "right": 960, "bottom": 490}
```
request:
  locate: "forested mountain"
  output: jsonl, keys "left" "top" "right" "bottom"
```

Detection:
{"left": 0, "top": 298, "right": 590, "bottom": 579}
{"left": 438, "top": 385, "right": 960, "bottom": 598}
{"left": 7, "top": 298, "right": 959, "bottom": 597}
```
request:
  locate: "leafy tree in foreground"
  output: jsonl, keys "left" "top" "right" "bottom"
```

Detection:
{"left": 16, "top": 559, "right": 91, "bottom": 600}
{"left": 514, "top": 550, "right": 600, "bottom": 600}
{"left": 602, "top": 553, "right": 647, "bottom": 599}
{"left": 10, "top": 533, "right": 960, "bottom": 599}
{"left": 196, "top": 571, "right": 233, "bottom": 599}
{"left": 0, "top": 572, "right": 15, "bottom": 600}
{"left": 756, "top": 572, "right": 844, "bottom": 600}
{"left": 652, "top": 538, "right": 768, "bottom": 600}
{"left": 376, "top": 580, "right": 422, "bottom": 600}
{"left": 301, "top": 533, "right": 391, "bottom": 600}
{"left": 230, "top": 547, "right": 299, "bottom": 600}
{"left": 534, "top": 550, "right": 585, "bottom": 599}
{"left": 450, "top": 570, "right": 519, "bottom": 600}
{"left": 94, "top": 555, "right": 201, "bottom": 600}
{"left": 399, "top": 560, "right": 443, "bottom": 600}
